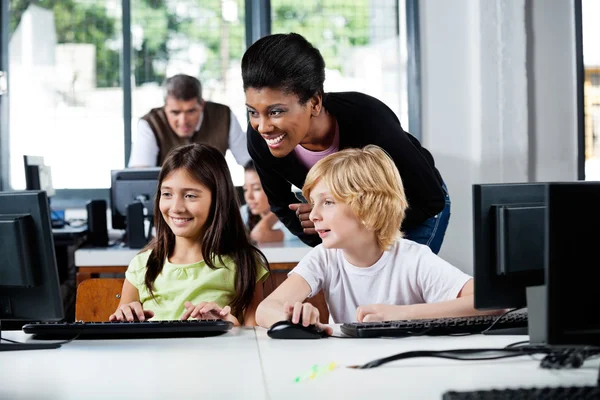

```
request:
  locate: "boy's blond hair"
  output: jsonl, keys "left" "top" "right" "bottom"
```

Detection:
{"left": 302, "top": 145, "right": 409, "bottom": 250}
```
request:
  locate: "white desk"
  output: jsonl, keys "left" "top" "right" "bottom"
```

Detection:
{"left": 2, "top": 328, "right": 598, "bottom": 399}
{"left": 0, "top": 327, "right": 265, "bottom": 400}
{"left": 256, "top": 327, "right": 599, "bottom": 399}
{"left": 74, "top": 239, "right": 312, "bottom": 283}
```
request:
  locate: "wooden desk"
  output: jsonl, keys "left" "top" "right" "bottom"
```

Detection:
{"left": 74, "top": 239, "right": 313, "bottom": 284}
{"left": 1, "top": 329, "right": 597, "bottom": 399}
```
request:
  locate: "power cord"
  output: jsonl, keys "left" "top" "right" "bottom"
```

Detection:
{"left": 539, "top": 347, "right": 600, "bottom": 369}
{"left": 348, "top": 344, "right": 600, "bottom": 370}
{"left": 480, "top": 307, "right": 525, "bottom": 334}
{"left": 348, "top": 347, "right": 549, "bottom": 369}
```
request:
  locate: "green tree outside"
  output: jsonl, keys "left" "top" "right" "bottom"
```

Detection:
{"left": 9, "top": 0, "right": 370, "bottom": 88}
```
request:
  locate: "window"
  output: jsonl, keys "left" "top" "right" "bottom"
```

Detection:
{"left": 1, "top": 1, "right": 416, "bottom": 196}
{"left": 130, "top": 0, "right": 247, "bottom": 185}
{"left": 271, "top": 0, "right": 409, "bottom": 129}
{"left": 8, "top": 0, "right": 124, "bottom": 190}
{"left": 582, "top": 0, "right": 600, "bottom": 180}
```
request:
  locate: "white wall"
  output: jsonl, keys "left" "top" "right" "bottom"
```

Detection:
{"left": 420, "top": 0, "right": 578, "bottom": 274}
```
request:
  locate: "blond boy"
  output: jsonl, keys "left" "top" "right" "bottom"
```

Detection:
{"left": 256, "top": 145, "right": 491, "bottom": 333}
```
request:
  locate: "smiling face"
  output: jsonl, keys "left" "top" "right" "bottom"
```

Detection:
{"left": 164, "top": 96, "right": 203, "bottom": 138}
{"left": 159, "top": 168, "right": 212, "bottom": 241}
{"left": 308, "top": 180, "right": 374, "bottom": 249}
{"left": 243, "top": 169, "right": 270, "bottom": 216}
{"left": 245, "top": 87, "right": 316, "bottom": 158}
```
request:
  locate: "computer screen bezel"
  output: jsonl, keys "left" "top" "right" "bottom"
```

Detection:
{"left": 0, "top": 190, "right": 64, "bottom": 323}
{"left": 545, "top": 181, "right": 600, "bottom": 345}
{"left": 110, "top": 167, "right": 161, "bottom": 230}
{"left": 473, "top": 182, "right": 546, "bottom": 310}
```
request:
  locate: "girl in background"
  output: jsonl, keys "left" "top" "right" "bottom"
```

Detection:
{"left": 241, "top": 160, "right": 295, "bottom": 243}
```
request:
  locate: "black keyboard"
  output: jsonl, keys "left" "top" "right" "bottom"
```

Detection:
{"left": 23, "top": 319, "right": 233, "bottom": 340}
{"left": 443, "top": 386, "right": 600, "bottom": 399}
{"left": 341, "top": 313, "right": 528, "bottom": 338}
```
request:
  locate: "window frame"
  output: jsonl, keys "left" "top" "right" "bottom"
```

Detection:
{"left": 0, "top": 0, "right": 421, "bottom": 208}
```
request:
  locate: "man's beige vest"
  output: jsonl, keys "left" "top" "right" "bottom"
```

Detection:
{"left": 141, "top": 101, "right": 230, "bottom": 165}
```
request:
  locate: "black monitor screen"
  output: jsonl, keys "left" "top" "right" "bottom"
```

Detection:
{"left": 473, "top": 183, "right": 546, "bottom": 310}
{"left": 0, "top": 191, "right": 63, "bottom": 322}
{"left": 110, "top": 168, "right": 161, "bottom": 230}
{"left": 546, "top": 182, "right": 600, "bottom": 345}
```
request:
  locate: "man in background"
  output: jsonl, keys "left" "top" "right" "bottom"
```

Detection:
{"left": 128, "top": 74, "right": 250, "bottom": 167}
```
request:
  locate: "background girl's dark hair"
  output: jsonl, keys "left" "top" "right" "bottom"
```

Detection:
{"left": 142, "top": 143, "right": 269, "bottom": 318}
{"left": 241, "top": 33, "right": 325, "bottom": 104}
{"left": 243, "top": 160, "right": 261, "bottom": 231}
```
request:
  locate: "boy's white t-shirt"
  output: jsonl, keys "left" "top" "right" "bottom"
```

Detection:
{"left": 290, "top": 237, "right": 472, "bottom": 323}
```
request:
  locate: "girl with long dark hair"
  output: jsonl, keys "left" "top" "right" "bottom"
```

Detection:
{"left": 110, "top": 143, "right": 269, "bottom": 325}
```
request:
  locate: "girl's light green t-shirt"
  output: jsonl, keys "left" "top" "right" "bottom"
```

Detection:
{"left": 125, "top": 250, "right": 269, "bottom": 321}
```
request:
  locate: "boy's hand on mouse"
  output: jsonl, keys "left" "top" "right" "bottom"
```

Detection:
{"left": 288, "top": 203, "right": 317, "bottom": 235}
{"left": 109, "top": 302, "right": 155, "bottom": 322}
{"left": 284, "top": 301, "right": 333, "bottom": 336}
{"left": 356, "top": 304, "right": 404, "bottom": 323}
{"left": 181, "top": 301, "right": 240, "bottom": 325}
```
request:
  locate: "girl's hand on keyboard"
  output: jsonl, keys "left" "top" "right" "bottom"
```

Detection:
{"left": 181, "top": 301, "right": 240, "bottom": 325}
{"left": 109, "top": 301, "right": 155, "bottom": 322}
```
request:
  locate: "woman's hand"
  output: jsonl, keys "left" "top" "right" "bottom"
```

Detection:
{"left": 181, "top": 301, "right": 240, "bottom": 326}
{"left": 283, "top": 301, "right": 333, "bottom": 335}
{"left": 109, "top": 301, "right": 155, "bottom": 322}
{"left": 289, "top": 203, "right": 316, "bottom": 235}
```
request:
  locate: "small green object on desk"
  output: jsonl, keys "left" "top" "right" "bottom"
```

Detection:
{"left": 293, "top": 362, "right": 337, "bottom": 383}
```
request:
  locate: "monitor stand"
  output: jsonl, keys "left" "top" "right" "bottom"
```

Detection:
{"left": 0, "top": 321, "right": 61, "bottom": 352}
{"left": 484, "top": 286, "right": 546, "bottom": 338}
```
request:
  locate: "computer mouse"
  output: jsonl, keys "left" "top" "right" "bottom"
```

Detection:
{"left": 267, "top": 320, "right": 328, "bottom": 339}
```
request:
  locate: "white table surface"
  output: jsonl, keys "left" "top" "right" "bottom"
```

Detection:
{"left": 0, "top": 327, "right": 265, "bottom": 400}
{"left": 75, "top": 239, "right": 312, "bottom": 267}
{"left": 2, "top": 327, "right": 598, "bottom": 400}
{"left": 254, "top": 327, "right": 599, "bottom": 399}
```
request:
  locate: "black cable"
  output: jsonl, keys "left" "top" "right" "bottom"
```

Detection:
{"left": 480, "top": 307, "right": 525, "bottom": 334}
{"left": 539, "top": 347, "right": 600, "bottom": 369}
{"left": 505, "top": 340, "right": 530, "bottom": 348}
{"left": 0, "top": 336, "right": 21, "bottom": 344}
{"left": 348, "top": 347, "right": 550, "bottom": 369}
{"left": 349, "top": 343, "right": 600, "bottom": 370}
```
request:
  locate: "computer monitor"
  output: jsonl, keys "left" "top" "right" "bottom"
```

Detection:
{"left": 0, "top": 191, "right": 64, "bottom": 326}
{"left": 473, "top": 183, "right": 547, "bottom": 310}
{"left": 23, "top": 155, "right": 55, "bottom": 197}
{"left": 543, "top": 181, "right": 600, "bottom": 346}
{"left": 110, "top": 168, "right": 161, "bottom": 230}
